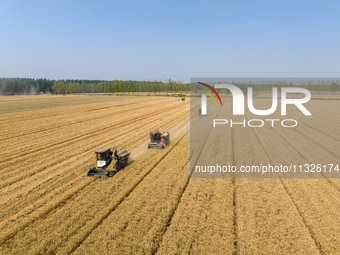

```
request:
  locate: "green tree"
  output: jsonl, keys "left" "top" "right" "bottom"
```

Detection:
{"left": 52, "top": 80, "right": 65, "bottom": 94}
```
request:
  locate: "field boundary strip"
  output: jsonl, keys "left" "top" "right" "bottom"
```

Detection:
{"left": 231, "top": 127, "right": 238, "bottom": 255}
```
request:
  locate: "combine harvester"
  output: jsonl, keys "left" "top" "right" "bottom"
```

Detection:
{"left": 87, "top": 146, "right": 130, "bottom": 177}
{"left": 148, "top": 130, "right": 170, "bottom": 149}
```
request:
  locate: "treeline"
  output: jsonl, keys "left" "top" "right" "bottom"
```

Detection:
{"left": 2, "top": 78, "right": 339, "bottom": 96}
{"left": 0, "top": 78, "right": 54, "bottom": 95}
{"left": 52, "top": 79, "right": 189, "bottom": 95}
{"left": 0, "top": 78, "right": 190, "bottom": 95}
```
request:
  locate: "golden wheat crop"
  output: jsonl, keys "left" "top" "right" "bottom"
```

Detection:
{"left": 1, "top": 95, "right": 339, "bottom": 255}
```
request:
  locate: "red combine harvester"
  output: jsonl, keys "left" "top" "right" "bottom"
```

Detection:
{"left": 147, "top": 130, "right": 170, "bottom": 149}
{"left": 87, "top": 146, "right": 130, "bottom": 177}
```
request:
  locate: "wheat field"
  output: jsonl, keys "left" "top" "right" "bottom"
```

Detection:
{"left": 0, "top": 94, "right": 339, "bottom": 254}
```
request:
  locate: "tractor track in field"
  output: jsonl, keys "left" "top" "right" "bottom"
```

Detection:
{"left": 69, "top": 128, "right": 191, "bottom": 254}
{"left": 247, "top": 115, "right": 325, "bottom": 254}
{"left": 229, "top": 98, "right": 238, "bottom": 255}
{"left": 231, "top": 128, "right": 238, "bottom": 255}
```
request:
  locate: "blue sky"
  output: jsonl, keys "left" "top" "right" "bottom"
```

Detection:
{"left": 0, "top": 0, "right": 339, "bottom": 82}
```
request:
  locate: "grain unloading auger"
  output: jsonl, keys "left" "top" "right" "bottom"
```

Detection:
{"left": 87, "top": 146, "right": 130, "bottom": 177}
{"left": 148, "top": 130, "right": 170, "bottom": 149}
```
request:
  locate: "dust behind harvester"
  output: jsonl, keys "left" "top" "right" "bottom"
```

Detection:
{"left": 148, "top": 130, "right": 170, "bottom": 149}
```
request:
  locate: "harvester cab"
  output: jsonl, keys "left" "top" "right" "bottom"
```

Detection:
{"left": 95, "top": 147, "right": 112, "bottom": 168}
{"left": 87, "top": 146, "right": 130, "bottom": 177}
{"left": 148, "top": 130, "right": 170, "bottom": 149}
